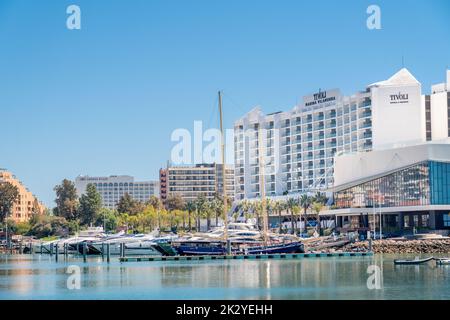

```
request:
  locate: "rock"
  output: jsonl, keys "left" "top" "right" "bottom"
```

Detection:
{"left": 341, "top": 239, "right": 450, "bottom": 254}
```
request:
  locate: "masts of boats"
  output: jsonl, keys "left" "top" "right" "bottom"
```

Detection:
{"left": 218, "top": 91, "right": 230, "bottom": 254}
{"left": 257, "top": 119, "right": 269, "bottom": 246}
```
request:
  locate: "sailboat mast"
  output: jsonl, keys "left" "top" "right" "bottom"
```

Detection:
{"left": 218, "top": 91, "right": 228, "bottom": 243}
{"left": 257, "top": 124, "right": 269, "bottom": 245}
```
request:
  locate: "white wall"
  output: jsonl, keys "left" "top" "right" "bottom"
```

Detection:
{"left": 334, "top": 143, "right": 450, "bottom": 187}
{"left": 447, "top": 70, "right": 450, "bottom": 89}
{"left": 431, "top": 91, "right": 448, "bottom": 141}
{"left": 371, "top": 83, "right": 425, "bottom": 149}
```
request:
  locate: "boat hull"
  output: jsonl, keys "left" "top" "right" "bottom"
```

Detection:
{"left": 394, "top": 257, "right": 434, "bottom": 265}
{"left": 174, "top": 241, "right": 304, "bottom": 256}
{"left": 77, "top": 242, "right": 162, "bottom": 256}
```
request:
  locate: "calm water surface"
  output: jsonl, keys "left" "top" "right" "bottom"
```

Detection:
{"left": 0, "top": 254, "right": 449, "bottom": 299}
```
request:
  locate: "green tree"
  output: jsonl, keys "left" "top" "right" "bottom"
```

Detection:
{"left": 28, "top": 215, "right": 70, "bottom": 238}
{"left": 147, "top": 195, "right": 162, "bottom": 210}
{"left": 286, "top": 197, "right": 298, "bottom": 235}
{"left": 166, "top": 194, "right": 185, "bottom": 211}
{"left": 96, "top": 208, "right": 118, "bottom": 232}
{"left": 312, "top": 192, "right": 328, "bottom": 236}
{"left": 16, "top": 221, "right": 31, "bottom": 235}
{"left": 0, "top": 182, "right": 19, "bottom": 222}
{"left": 185, "top": 201, "right": 196, "bottom": 231}
{"left": 300, "top": 194, "right": 312, "bottom": 234}
{"left": 117, "top": 193, "right": 144, "bottom": 215}
{"left": 78, "top": 183, "right": 102, "bottom": 226}
{"left": 54, "top": 179, "right": 79, "bottom": 220}
{"left": 273, "top": 200, "right": 285, "bottom": 234}
{"left": 312, "top": 201, "right": 325, "bottom": 236}
{"left": 194, "top": 195, "right": 207, "bottom": 231}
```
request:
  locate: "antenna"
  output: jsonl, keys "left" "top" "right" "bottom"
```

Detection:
{"left": 402, "top": 55, "right": 405, "bottom": 68}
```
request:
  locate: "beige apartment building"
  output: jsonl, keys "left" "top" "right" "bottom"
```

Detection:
{"left": 0, "top": 169, "right": 46, "bottom": 222}
{"left": 160, "top": 163, "right": 235, "bottom": 204}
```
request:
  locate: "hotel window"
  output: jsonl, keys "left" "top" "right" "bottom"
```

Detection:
{"left": 413, "top": 215, "right": 419, "bottom": 227}
{"left": 404, "top": 216, "right": 410, "bottom": 228}
{"left": 443, "top": 214, "right": 450, "bottom": 227}
{"left": 422, "top": 214, "right": 429, "bottom": 227}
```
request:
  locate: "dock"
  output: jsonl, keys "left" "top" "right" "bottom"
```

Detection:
{"left": 119, "top": 251, "right": 373, "bottom": 262}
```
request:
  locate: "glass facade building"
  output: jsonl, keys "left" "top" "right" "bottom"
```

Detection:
{"left": 334, "top": 161, "right": 450, "bottom": 209}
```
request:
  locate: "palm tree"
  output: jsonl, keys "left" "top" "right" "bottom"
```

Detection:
{"left": 252, "top": 200, "right": 263, "bottom": 230}
{"left": 240, "top": 200, "right": 252, "bottom": 223}
{"left": 265, "top": 199, "right": 275, "bottom": 231}
{"left": 300, "top": 194, "right": 312, "bottom": 234}
{"left": 312, "top": 192, "right": 328, "bottom": 236}
{"left": 312, "top": 201, "right": 324, "bottom": 236}
{"left": 194, "top": 195, "right": 206, "bottom": 231}
{"left": 185, "top": 201, "right": 195, "bottom": 232}
{"left": 212, "top": 195, "right": 223, "bottom": 227}
{"left": 273, "top": 200, "right": 284, "bottom": 234}
{"left": 205, "top": 201, "right": 214, "bottom": 231}
{"left": 292, "top": 202, "right": 301, "bottom": 233}
{"left": 313, "top": 192, "right": 328, "bottom": 205}
{"left": 286, "top": 197, "right": 298, "bottom": 235}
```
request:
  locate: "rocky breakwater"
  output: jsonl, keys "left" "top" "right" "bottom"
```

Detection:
{"left": 343, "top": 238, "right": 450, "bottom": 254}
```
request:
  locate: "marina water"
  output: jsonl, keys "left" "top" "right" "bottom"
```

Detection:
{"left": 0, "top": 254, "right": 449, "bottom": 300}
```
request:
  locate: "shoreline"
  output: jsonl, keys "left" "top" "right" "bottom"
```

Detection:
{"left": 343, "top": 239, "right": 450, "bottom": 254}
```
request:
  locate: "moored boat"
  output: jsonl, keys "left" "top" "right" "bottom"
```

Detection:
{"left": 435, "top": 258, "right": 450, "bottom": 265}
{"left": 173, "top": 239, "right": 304, "bottom": 256}
{"left": 394, "top": 257, "right": 434, "bottom": 265}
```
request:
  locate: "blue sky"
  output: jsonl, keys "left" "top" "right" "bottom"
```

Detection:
{"left": 0, "top": 0, "right": 449, "bottom": 207}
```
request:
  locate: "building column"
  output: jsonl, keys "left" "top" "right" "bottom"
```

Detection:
{"left": 398, "top": 213, "right": 404, "bottom": 230}
{"left": 429, "top": 210, "right": 437, "bottom": 229}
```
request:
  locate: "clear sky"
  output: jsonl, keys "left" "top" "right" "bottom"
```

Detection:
{"left": 1, "top": 0, "right": 449, "bottom": 207}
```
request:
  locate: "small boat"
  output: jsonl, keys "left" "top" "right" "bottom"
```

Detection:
{"left": 394, "top": 256, "right": 434, "bottom": 265}
{"left": 435, "top": 258, "right": 450, "bottom": 265}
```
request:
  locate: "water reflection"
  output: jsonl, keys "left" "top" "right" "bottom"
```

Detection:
{"left": 0, "top": 254, "right": 449, "bottom": 299}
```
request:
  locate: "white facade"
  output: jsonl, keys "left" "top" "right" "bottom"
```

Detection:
{"left": 234, "top": 88, "right": 372, "bottom": 200}
{"left": 75, "top": 175, "right": 159, "bottom": 209}
{"left": 163, "top": 164, "right": 234, "bottom": 203}
{"left": 369, "top": 68, "right": 425, "bottom": 149}
{"left": 428, "top": 70, "right": 450, "bottom": 141}
{"left": 333, "top": 143, "right": 450, "bottom": 188}
{"left": 234, "top": 68, "right": 450, "bottom": 201}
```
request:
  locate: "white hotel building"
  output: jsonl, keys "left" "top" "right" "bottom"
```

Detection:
{"left": 234, "top": 68, "right": 450, "bottom": 202}
{"left": 75, "top": 175, "right": 160, "bottom": 209}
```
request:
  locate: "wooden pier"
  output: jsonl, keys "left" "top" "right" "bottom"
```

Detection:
{"left": 119, "top": 251, "right": 373, "bottom": 262}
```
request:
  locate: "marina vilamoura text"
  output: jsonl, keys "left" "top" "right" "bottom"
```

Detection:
{"left": 1, "top": 0, "right": 450, "bottom": 315}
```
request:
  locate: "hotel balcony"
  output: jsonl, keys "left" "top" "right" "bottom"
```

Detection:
{"left": 314, "top": 114, "right": 324, "bottom": 122}
{"left": 360, "top": 121, "right": 372, "bottom": 129}
{"left": 359, "top": 98, "right": 371, "bottom": 108}
{"left": 304, "top": 116, "right": 312, "bottom": 123}
{"left": 315, "top": 125, "right": 325, "bottom": 131}
{"left": 359, "top": 110, "right": 372, "bottom": 118}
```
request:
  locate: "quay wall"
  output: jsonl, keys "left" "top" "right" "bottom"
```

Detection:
{"left": 344, "top": 239, "right": 450, "bottom": 254}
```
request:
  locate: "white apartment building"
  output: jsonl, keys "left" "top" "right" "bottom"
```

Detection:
{"left": 234, "top": 68, "right": 450, "bottom": 201}
{"left": 75, "top": 175, "right": 159, "bottom": 209}
{"left": 160, "top": 163, "right": 234, "bottom": 204}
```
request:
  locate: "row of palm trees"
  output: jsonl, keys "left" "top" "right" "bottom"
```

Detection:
{"left": 184, "top": 195, "right": 228, "bottom": 232}
{"left": 171, "top": 192, "right": 328, "bottom": 235}
{"left": 237, "top": 192, "right": 329, "bottom": 235}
